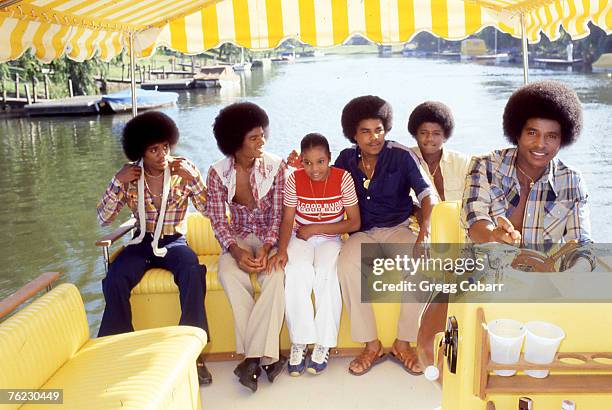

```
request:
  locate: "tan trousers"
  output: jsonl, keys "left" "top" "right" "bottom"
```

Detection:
{"left": 218, "top": 234, "right": 285, "bottom": 364}
{"left": 337, "top": 222, "right": 422, "bottom": 343}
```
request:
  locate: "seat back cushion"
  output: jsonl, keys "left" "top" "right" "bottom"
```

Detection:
{"left": 0, "top": 283, "right": 89, "bottom": 406}
{"left": 186, "top": 213, "right": 222, "bottom": 256}
{"left": 430, "top": 200, "right": 464, "bottom": 244}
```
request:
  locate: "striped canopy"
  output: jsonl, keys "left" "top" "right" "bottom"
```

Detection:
{"left": 0, "top": 0, "right": 610, "bottom": 62}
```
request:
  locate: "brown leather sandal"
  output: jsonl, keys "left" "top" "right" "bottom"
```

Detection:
{"left": 348, "top": 344, "right": 387, "bottom": 376}
{"left": 389, "top": 341, "right": 424, "bottom": 376}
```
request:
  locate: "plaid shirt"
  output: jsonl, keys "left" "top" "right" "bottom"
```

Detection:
{"left": 96, "top": 158, "right": 207, "bottom": 236}
{"left": 463, "top": 148, "right": 592, "bottom": 248}
{"left": 206, "top": 155, "right": 286, "bottom": 251}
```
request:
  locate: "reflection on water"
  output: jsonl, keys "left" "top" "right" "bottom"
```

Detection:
{"left": 1, "top": 55, "right": 610, "bottom": 331}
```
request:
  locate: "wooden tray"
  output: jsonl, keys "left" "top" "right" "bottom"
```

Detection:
{"left": 474, "top": 308, "right": 612, "bottom": 399}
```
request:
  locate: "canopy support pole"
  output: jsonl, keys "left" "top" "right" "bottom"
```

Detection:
{"left": 520, "top": 12, "right": 529, "bottom": 84}
{"left": 129, "top": 31, "right": 137, "bottom": 117}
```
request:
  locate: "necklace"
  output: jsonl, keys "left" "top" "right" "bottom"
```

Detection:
{"left": 516, "top": 164, "right": 535, "bottom": 189}
{"left": 360, "top": 154, "right": 375, "bottom": 189}
{"left": 144, "top": 175, "right": 162, "bottom": 198}
{"left": 429, "top": 161, "right": 440, "bottom": 177}
{"left": 308, "top": 174, "right": 329, "bottom": 220}
{"left": 144, "top": 168, "right": 163, "bottom": 179}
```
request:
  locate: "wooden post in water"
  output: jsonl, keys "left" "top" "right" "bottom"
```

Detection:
{"left": 32, "top": 77, "right": 38, "bottom": 103}
{"left": 24, "top": 83, "right": 31, "bottom": 105}
{"left": 139, "top": 66, "right": 144, "bottom": 84}
{"left": 15, "top": 73, "right": 20, "bottom": 99}
{"left": 191, "top": 56, "right": 195, "bottom": 74}
{"left": 121, "top": 64, "right": 125, "bottom": 82}
{"left": 44, "top": 74, "right": 50, "bottom": 99}
{"left": 2, "top": 78, "right": 6, "bottom": 103}
{"left": 162, "top": 65, "right": 166, "bottom": 79}
{"left": 68, "top": 77, "right": 74, "bottom": 97}
{"left": 147, "top": 65, "right": 151, "bottom": 80}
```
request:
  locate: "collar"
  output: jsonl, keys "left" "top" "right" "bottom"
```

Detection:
{"left": 412, "top": 145, "right": 450, "bottom": 165}
{"left": 501, "top": 148, "right": 558, "bottom": 197}
{"left": 212, "top": 152, "right": 282, "bottom": 202}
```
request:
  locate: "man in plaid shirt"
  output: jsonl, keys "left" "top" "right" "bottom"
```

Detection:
{"left": 463, "top": 81, "right": 594, "bottom": 271}
{"left": 96, "top": 111, "right": 212, "bottom": 384}
{"left": 206, "top": 102, "right": 287, "bottom": 392}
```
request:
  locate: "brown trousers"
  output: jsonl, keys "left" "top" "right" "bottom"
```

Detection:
{"left": 337, "top": 222, "right": 422, "bottom": 343}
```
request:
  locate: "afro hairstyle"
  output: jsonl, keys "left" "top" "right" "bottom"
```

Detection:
{"left": 212, "top": 102, "right": 270, "bottom": 156}
{"left": 340, "top": 95, "right": 393, "bottom": 143}
{"left": 503, "top": 80, "right": 582, "bottom": 147}
{"left": 407, "top": 101, "right": 455, "bottom": 140}
{"left": 121, "top": 111, "right": 179, "bottom": 161}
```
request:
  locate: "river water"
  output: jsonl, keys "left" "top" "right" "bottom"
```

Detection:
{"left": 1, "top": 54, "right": 611, "bottom": 330}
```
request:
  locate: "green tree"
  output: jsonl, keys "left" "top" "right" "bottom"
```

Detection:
{"left": 50, "top": 57, "right": 104, "bottom": 96}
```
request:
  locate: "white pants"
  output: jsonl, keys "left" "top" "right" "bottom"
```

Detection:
{"left": 284, "top": 235, "right": 342, "bottom": 347}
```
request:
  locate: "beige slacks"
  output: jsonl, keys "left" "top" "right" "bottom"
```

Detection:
{"left": 218, "top": 234, "right": 285, "bottom": 364}
{"left": 337, "top": 222, "right": 422, "bottom": 343}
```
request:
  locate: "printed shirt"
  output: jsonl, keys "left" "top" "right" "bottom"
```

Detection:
{"left": 410, "top": 146, "right": 472, "bottom": 201}
{"left": 205, "top": 153, "right": 286, "bottom": 251}
{"left": 96, "top": 157, "right": 207, "bottom": 236}
{"left": 284, "top": 167, "right": 358, "bottom": 238}
{"left": 334, "top": 140, "right": 434, "bottom": 232}
{"left": 462, "top": 147, "right": 592, "bottom": 247}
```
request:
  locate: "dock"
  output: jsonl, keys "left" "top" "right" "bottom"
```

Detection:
{"left": 141, "top": 78, "right": 195, "bottom": 91}
{"left": 25, "top": 95, "right": 101, "bottom": 116}
{"left": 533, "top": 58, "right": 583, "bottom": 67}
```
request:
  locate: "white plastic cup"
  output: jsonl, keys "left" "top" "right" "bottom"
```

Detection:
{"left": 523, "top": 321, "right": 565, "bottom": 378}
{"left": 486, "top": 319, "right": 526, "bottom": 376}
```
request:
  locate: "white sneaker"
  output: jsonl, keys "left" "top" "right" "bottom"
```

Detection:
{"left": 307, "top": 344, "right": 330, "bottom": 374}
{"left": 288, "top": 343, "right": 308, "bottom": 376}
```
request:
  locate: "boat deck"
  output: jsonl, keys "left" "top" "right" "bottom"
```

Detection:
{"left": 202, "top": 356, "right": 441, "bottom": 410}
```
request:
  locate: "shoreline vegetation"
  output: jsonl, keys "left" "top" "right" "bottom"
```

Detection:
{"left": 0, "top": 25, "right": 610, "bottom": 105}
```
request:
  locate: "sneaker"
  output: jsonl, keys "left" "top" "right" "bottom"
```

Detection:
{"left": 307, "top": 344, "right": 330, "bottom": 375}
{"left": 288, "top": 343, "right": 308, "bottom": 376}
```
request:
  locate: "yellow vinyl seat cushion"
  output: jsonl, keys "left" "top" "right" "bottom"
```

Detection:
{"left": 130, "top": 202, "right": 463, "bottom": 355}
{"left": 24, "top": 327, "right": 206, "bottom": 410}
{"left": 0, "top": 283, "right": 206, "bottom": 410}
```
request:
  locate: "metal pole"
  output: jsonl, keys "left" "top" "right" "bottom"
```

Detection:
{"left": 129, "top": 31, "right": 137, "bottom": 117}
{"left": 520, "top": 12, "right": 529, "bottom": 85}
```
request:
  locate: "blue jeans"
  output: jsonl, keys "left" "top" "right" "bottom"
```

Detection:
{"left": 98, "top": 233, "right": 208, "bottom": 338}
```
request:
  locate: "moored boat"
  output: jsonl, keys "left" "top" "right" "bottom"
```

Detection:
{"left": 193, "top": 65, "right": 240, "bottom": 88}
{"left": 99, "top": 88, "right": 178, "bottom": 113}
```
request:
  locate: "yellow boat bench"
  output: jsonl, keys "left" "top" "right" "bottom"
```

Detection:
{"left": 124, "top": 201, "right": 464, "bottom": 359}
{"left": 0, "top": 281, "right": 206, "bottom": 410}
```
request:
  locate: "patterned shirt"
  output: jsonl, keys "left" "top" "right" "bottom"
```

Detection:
{"left": 462, "top": 147, "right": 592, "bottom": 248}
{"left": 284, "top": 167, "right": 358, "bottom": 238}
{"left": 96, "top": 157, "right": 207, "bottom": 236}
{"left": 206, "top": 154, "right": 286, "bottom": 251}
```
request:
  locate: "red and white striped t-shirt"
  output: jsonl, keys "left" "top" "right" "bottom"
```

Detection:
{"left": 284, "top": 167, "right": 358, "bottom": 238}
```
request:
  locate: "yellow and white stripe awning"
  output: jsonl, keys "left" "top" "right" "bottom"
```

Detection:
{"left": 1, "top": 0, "right": 610, "bottom": 63}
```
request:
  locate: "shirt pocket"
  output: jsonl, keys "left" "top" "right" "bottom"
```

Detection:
{"left": 167, "top": 186, "right": 186, "bottom": 208}
{"left": 382, "top": 170, "right": 402, "bottom": 198}
{"left": 543, "top": 200, "right": 574, "bottom": 241}
{"left": 488, "top": 185, "right": 508, "bottom": 220}
{"left": 443, "top": 177, "right": 466, "bottom": 202}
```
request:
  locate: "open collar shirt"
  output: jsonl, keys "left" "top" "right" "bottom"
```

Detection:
{"left": 462, "top": 147, "right": 592, "bottom": 248}
{"left": 334, "top": 140, "right": 434, "bottom": 232}
{"left": 206, "top": 153, "right": 286, "bottom": 251}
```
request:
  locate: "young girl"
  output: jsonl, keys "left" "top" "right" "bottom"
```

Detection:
{"left": 269, "top": 133, "right": 360, "bottom": 376}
